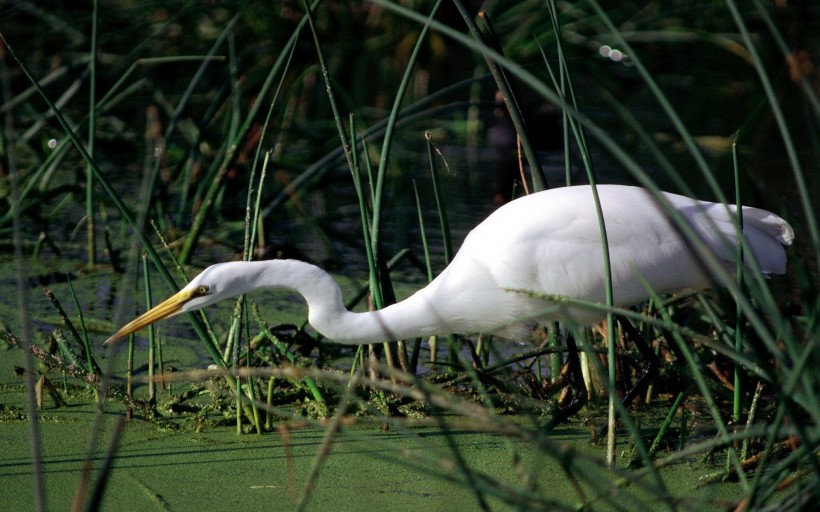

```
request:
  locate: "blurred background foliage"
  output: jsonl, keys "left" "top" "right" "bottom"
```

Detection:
{"left": 1, "top": 0, "right": 816, "bottom": 272}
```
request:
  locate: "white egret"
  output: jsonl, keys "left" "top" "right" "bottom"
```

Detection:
{"left": 105, "top": 185, "right": 793, "bottom": 346}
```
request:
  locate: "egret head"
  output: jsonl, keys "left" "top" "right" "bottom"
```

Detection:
{"left": 104, "top": 262, "right": 249, "bottom": 346}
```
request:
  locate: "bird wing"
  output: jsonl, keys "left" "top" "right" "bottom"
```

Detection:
{"left": 409, "top": 185, "right": 794, "bottom": 338}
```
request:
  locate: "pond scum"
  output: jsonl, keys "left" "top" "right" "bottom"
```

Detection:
{"left": 1, "top": 1, "right": 818, "bottom": 510}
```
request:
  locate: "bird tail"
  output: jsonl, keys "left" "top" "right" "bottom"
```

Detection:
{"left": 690, "top": 202, "right": 794, "bottom": 275}
{"left": 738, "top": 206, "right": 794, "bottom": 274}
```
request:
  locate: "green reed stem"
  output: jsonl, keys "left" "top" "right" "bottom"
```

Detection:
{"left": 348, "top": 117, "right": 376, "bottom": 287}
{"left": 85, "top": 0, "right": 98, "bottom": 267}
{"left": 474, "top": 8, "right": 546, "bottom": 191}
{"left": 424, "top": 131, "right": 453, "bottom": 264}
{"left": 741, "top": 381, "right": 764, "bottom": 461}
{"left": 732, "top": 135, "right": 744, "bottom": 424}
{"left": 249, "top": 151, "right": 272, "bottom": 257}
{"left": 44, "top": 288, "right": 100, "bottom": 376}
{"left": 246, "top": 374, "right": 262, "bottom": 435}
{"left": 647, "top": 391, "right": 686, "bottom": 459}
{"left": 422, "top": 129, "right": 460, "bottom": 367}
{"left": 413, "top": 181, "right": 433, "bottom": 283}
{"left": 411, "top": 180, "right": 430, "bottom": 372}
{"left": 142, "top": 254, "right": 156, "bottom": 402}
{"left": 66, "top": 276, "right": 98, "bottom": 402}
{"left": 126, "top": 332, "right": 134, "bottom": 416}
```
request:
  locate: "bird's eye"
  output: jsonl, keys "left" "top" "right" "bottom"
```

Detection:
{"left": 195, "top": 285, "right": 210, "bottom": 296}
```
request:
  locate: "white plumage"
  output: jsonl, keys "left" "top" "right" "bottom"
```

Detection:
{"left": 106, "top": 185, "right": 793, "bottom": 346}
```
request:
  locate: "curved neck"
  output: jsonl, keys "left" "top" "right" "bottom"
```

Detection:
{"left": 248, "top": 260, "right": 441, "bottom": 345}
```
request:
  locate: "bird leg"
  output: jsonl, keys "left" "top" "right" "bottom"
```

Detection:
{"left": 543, "top": 331, "right": 588, "bottom": 431}
{"left": 592, "top": 318, "right": 661, "bottom": 437}
{"left": 616, "top": 318, "right": 660, "bottom": 410}
{"left": 542, "top": 318, "right": 660, "bottom": 433}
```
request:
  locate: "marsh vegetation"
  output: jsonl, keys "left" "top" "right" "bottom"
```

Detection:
{"left": 1, "top": 1, "right": 818, "bottom": 510}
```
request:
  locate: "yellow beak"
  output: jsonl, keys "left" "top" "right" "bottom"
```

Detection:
{"left": 104, "top": 288, "right": 198, "bottom": 345}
